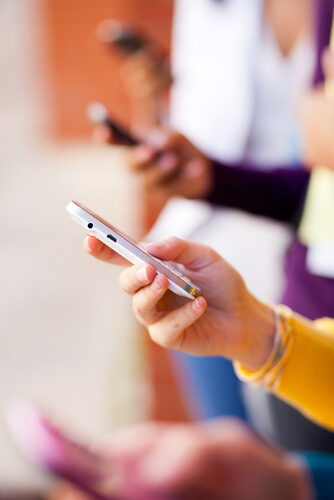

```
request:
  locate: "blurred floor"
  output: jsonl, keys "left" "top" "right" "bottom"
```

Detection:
{"left": 0, "top": 0, "right": 149, "bottom": 491}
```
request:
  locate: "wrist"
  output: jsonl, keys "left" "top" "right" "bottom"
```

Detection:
{"left": 234, "top": 302, "right": 295, "bottom": 390}
{"left": 236, "top": 296, "right": 276, "bottom": 372}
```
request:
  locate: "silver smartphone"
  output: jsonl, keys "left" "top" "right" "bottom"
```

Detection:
{"left": 66, "top": 201, "right": 200, "bottom": 300}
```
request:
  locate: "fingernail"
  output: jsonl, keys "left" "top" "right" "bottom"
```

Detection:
{"left": 85, "top": 235, "right": 93, "bottom": 251}
{"left": 192, "top": 297, "right": 205, "bottom": 312}
{"left": 152, "top": 274, "right": 165, "bottom": 290}
{"left": 136, "top": 266, "right": 149, "bottom": 283}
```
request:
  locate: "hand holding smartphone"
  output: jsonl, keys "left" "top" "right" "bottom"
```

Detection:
{"left": 66, "top": 201, "right": 200, "bottom": 300}
{"left": 6, "top": 402, "right": 117, "bottom": 500}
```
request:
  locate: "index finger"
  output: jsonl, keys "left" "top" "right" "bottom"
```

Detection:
{"left": 145, "top": 237, "right": 221, "bottom": 271}
{"left": 84, "top": 235, "right": 130, "bottom": 266}
{"left": 126, "top": 145, "right": 156, "bottom": 172}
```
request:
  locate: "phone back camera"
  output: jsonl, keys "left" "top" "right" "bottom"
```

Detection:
{"left": 87, "top": 223, "right": 94, "bottom": 229}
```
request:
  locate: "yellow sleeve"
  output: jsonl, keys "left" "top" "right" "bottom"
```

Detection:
{"left": 275, "top": 316, "right": 334, "bottom": 431}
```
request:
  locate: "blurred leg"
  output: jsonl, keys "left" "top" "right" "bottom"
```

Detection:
{"left": 171, "top": 352, "right": 247, "bottom": 421}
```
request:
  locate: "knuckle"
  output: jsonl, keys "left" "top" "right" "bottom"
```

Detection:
{"left": 206, "top": 246, "right": 220, "bottom": 263}
{"left": 169, "top": 320, "right": 182, "bottom": 336}
{"left": 165, "top": 235, "right": 181, "bottom": 248}
{"left": 119, "top": 269, "right": 139, "bottom": 296}
{"left": 132, "top": 295, "right": 146, "bottom": 317}
{"left": 119, "top": 272, "right": 129, "bottom": 293}
{"left": 153, "top": 324, "right": 183, "bottom": 349}
{"left": 132, "top": 302, "right": 143, "bottom": 317}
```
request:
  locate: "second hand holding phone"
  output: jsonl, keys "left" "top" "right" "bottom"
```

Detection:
{"left": 6, "top": 401, "right": 119, "bottom": 500}
{"left": 87, "top": 102, "right": 181, "bottom": 184}
{"left": 87, "top": 102, "right": 139, "bottom": 146}
{"left": 66, "top": 201, "right": 200, "bottom": 300}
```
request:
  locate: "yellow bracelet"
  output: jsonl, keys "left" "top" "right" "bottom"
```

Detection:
{"left": 233, "top": 305, "right": 295, "bottom": 390}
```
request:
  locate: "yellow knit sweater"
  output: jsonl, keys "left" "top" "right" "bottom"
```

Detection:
{"left": 276, "top": 315, "right": 334, "bottom": 431}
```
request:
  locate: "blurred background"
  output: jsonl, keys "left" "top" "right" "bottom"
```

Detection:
{"left": 1, "top": 0, "right": 305, "bottom": 495}
{"left": 0, "top": 0, "right": 185, "bottom": 496}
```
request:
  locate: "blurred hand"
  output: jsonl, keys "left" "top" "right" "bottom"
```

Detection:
{"left": 85, "top": 235, "right": 275, "bottom": 372}
{"left": 120, "top": 49, "right": 172, "bottom": 102}
{"left": 299, "top": 48, "right": 334, "bottom": 170}
{"left": 96, "top": 419, "right": 312, "bottom": 500}
{"left": 125, "top": 129, "right": 213, "bottom": 200}
{"left": 91, "top": 123, "right": 114, "bottom": 144}
{"left": 92, "top": 124, "right": 212, "bottom": 201}
{"left": 121, "top": 48, "right": 172, "bottom": 128}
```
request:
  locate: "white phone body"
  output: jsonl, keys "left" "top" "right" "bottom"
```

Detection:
{"left": 66, "top": 201, "right": 200, "bottom": 300}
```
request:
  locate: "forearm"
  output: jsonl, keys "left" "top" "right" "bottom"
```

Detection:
{"left": 275, "top": 315, "right": 334, "bottom": 432}
{"left": 206, "top": 160, "right": 310, "bottom": 225}
{"left": 235, "top": 309, "right": 334, "bottom": 432}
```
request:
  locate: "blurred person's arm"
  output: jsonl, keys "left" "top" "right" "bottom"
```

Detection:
{"left": 124, "top": 130, "right": 310, "bottom": 224}
{"left": 46, "top": 421, "right": 334, "bottom": 500}
{"left": 120, "top": 49, "right": 172, "bottom": 128}
{"left": 206, "top": 159, "right": 310, "bottom": 225}
{"left": 98, "top": 419, "right": 314, "bottom": 500}
{"left": 97, "top": 20, "right": 172, "bottom": 129}
{"left": 300, "top": 49, "right": 334, "bottom": 170}
{"left": 47, "top": 419, "right": 315, "bottom": 500}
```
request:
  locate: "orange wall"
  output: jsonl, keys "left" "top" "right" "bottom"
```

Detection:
{"left": 42, "top": 0, "right": 173, "bottom": 139}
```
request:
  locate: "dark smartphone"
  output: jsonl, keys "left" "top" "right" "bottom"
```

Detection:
{"left": 96, "top": 19, "right": 169, "bottom": 76}
{"left": 96, "top": 20, "right": 153, "bottom": 55}
{"left": 87, "top": 102, "right": 139, "bottom": 146}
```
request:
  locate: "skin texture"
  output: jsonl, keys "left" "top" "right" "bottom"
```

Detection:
{"left": 124, "top": 130, "right": 213, "bottom": 200}
{"left": 50, "top": 420, "right": 313, "bottom": 500}
{"left": 299, "top": 49, "right": 334, "bottom": 169}
{"left": 92, "top": 126, "right": 213, "bottom": 201}
{"left": 102, "top": 419, "right": 313, "bottom": 500}
{"left": 85, "top": 235, "right": 275, "bottom": 372}
{"left": 265, "top": 0, "right": 313, "bottom": 57}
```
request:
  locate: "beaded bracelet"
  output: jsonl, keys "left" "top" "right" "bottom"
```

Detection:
{"left": 233, "top": 304, "right": 295, "bottom": 391}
